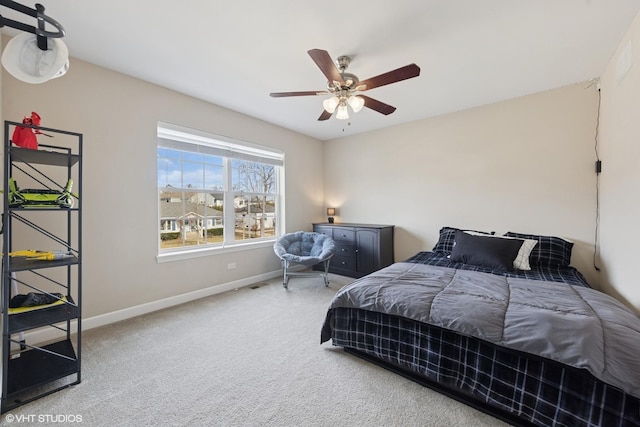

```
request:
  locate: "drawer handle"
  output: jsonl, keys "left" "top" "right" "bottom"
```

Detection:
{"left": 341, "top": 234, "right": 347, "bottom": 237}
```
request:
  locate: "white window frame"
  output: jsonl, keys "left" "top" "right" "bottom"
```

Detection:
{"left": 156, "top": 122, "right": 284, "bottom": 263}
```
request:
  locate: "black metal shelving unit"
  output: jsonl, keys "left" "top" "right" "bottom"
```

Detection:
{"left": 1, "top": 121, "right": 82, "bottom": 413}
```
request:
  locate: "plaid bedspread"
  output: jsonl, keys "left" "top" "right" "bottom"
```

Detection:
{"left": 330, "top": 308, "right": 640, "bottom": 427}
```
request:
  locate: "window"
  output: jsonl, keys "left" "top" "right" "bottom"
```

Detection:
{"left": 157, "top": 122, "right": 283, "bottom": 258}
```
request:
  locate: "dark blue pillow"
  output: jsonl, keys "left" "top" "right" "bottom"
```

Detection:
{"left": 450, "top": 230, "right": 522, "bottom": 271}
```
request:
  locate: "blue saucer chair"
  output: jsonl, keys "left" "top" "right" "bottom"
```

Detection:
{"left": 273, "top": 231, "right": 335, "bottom": 289}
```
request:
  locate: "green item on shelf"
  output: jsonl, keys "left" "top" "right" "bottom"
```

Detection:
{"left": 8, "top": 177, "right": 75, "bottom": 208}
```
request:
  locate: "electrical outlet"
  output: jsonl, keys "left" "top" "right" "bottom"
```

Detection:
{"left": 227, "top": 263, "right": 236, "bottom": 270}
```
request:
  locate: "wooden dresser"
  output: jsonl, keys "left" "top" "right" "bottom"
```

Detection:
{"left": 313, "top": 223, "right": 394, "bottom": 278}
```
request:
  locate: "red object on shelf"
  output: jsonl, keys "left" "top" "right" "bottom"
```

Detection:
{"left": 11, "top": 112, "right": 42, "bottom": 150}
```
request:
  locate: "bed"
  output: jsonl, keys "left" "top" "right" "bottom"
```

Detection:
{"left": 321, "top": 227, "right": 640, "bottom": 427}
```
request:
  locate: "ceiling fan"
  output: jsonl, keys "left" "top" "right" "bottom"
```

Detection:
{"left": 270, "top": 49, "right": 420, "bottom": 121}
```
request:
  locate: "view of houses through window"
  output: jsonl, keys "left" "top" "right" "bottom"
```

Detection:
{"left": 157, "top": 123, "right": 282, "bottom": 253}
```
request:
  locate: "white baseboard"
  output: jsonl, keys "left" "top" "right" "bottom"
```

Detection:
{"left": 83, "top": 268, "right": 286, "bottom": 330}
{"left": 15, "top": 268, "right": 288, "bottom": 347}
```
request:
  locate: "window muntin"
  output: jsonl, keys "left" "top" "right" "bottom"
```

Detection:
{"left": 157, "top": 123, "right": 283, "bottom": 255}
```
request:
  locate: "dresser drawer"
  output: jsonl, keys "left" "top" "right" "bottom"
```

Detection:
{"left": 314, "top": 226, "right": 333, "bottom": 238}
{"left": 331, "top": 255, "right": 355, "bottom": 271}
{"left": 335, "top": 243, "right": 355, "bottom": 258}
{"left": 332, "top": 228, "right": 355, "bottom": 242}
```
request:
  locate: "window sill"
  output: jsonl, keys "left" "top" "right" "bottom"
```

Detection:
{"left": 156, "top": 239, "right": 275, "bottom": 263}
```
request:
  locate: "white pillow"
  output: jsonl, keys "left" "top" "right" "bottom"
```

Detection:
{"left": 463, "top": 231, "right": 537, "bottom": 270}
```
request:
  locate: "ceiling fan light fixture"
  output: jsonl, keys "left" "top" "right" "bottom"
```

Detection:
{"left": 347, "top": 95, "right": 365, "bottom": 113}
{"left": 323, "top": 96, "right": 340, "bottom": 113}
{"left": 269, "top": 49, "right": 421, "bottom": 122}
{"left": 336, "top": 102, "right": 349, "bottom": 120}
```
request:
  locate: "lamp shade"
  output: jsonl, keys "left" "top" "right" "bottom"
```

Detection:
{"left": 322, "top": 96, "right": 339, "bottom": 113}
{"left": 347, "top": 95, "right": 365, "bottom": 113}
{"left": 327, "top": 208, "right": 336, "bottom": 216}
{"left": 2, "top": 33, "right": 69, "bottom": 84}
{"left": 336, "top": 102, "right": 349, "bottom": 120}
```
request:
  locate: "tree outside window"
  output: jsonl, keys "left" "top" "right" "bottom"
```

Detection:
{"left": 232, "top": 160, "right": 276, "bottom": 240}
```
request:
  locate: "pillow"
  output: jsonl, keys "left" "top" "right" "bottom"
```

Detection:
{"left": 465, "top": 231, "right": 537, "bottom": 271}
{"left": 504, "top": 231, "right": 573, "bottom": 267}
{"left": 450, "top": 230, "right": 523, "bottom": 271}
{"left": 432, "top": 226, "right": 494, "bottom": 254}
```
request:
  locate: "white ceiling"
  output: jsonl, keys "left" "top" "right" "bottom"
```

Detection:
{"left": 2, "top": 1, "right": 640, "bottom": 141}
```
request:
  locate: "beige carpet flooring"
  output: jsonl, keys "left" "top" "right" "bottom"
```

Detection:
{"left": 3, "top": 273, "right": 509, "bottom": 426}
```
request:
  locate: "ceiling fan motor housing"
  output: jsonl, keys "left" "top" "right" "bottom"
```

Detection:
{"left": 329, "top": 55, "right": 359, "bottom": 91}
{"left": 328, "top": 72, "right": 359, "bottom": 92}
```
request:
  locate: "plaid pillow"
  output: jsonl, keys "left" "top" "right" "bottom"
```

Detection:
{"left": 432, "top": 227, "right": 493, "bottom": 254}
{"left": 504, "top": 231, "right": 573, "bottom": 267}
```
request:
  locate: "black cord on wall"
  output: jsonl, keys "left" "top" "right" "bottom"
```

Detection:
{"left": 594, "top": 85, "right": 601, "bottom": 272}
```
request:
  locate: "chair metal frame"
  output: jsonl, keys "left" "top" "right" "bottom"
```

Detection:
{"left": 280, "top": 256, "right": 332, "bottom": 289}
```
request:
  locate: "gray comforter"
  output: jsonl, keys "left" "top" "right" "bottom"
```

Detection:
{"left": 322, "top": 262, "right": 640, "bottom": 399}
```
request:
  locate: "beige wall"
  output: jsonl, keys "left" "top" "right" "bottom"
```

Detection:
{"left": 1, "top": 52, "right": 325, "bottom": 320}
{"left": 599, "top": 11, "right": 640, "bottom": 310}
{"left": 324, "top": 82, "right": 601, "bottom": 288}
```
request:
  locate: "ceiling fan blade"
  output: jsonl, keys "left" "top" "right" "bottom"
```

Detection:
{"left": 358, "top": 64, "right": 420, "bottom": 91}
{"left": 308, "top": 49, "right": 345, "bottom": 86}
{"left": 270, "top": 91, "right": 327, "bottom": 97}
{"left": 318, "top": 109, "right": 332, "bottom": 121}
{"left": 360, "top": 95, "right": 396, "bottom": 115}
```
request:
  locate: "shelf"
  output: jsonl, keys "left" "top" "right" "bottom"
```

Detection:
{"left": 9, "top": 147, "right": 80, "bottom": 167}
{"left": 9, "top": 207, "right": 79, "bottom": 212}
{"left": 8, "top": 296, "right": 78, "bottom": 334}
{"left": 6, "top": 339, "right": 78, "bottom": 396}
{"left": 2, "top": 123, "right": 82, "bottom": 413}
{"left": 6, "top": 256, "right": 79, "bottom": 272}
